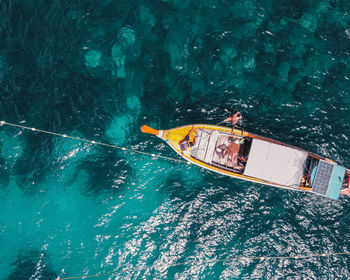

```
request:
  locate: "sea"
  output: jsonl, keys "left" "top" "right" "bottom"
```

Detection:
{"left": 1, "top": 0, "right": 350, "bottom": 279}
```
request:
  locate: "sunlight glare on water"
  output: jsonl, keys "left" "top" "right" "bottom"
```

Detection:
{"left": 0, "top": 0, "right": 350, "bottom": 279}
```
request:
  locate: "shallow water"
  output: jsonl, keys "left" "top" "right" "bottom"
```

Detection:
{"left": 1, "top": 0, "right": 350, "bottom": 279}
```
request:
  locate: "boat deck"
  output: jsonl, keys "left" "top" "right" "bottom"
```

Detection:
{"left": 190, "top": 129, "right": 252, "bottom": 173}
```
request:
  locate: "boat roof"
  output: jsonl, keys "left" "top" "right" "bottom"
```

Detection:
{"left": 243, "top": 139, "right": 308, "bottom": 186}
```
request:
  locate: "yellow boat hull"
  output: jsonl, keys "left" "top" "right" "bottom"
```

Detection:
{"left": 156, "top": 124, "right": 298, "bottom": 190}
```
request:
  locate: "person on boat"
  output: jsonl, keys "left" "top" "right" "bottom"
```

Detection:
{"left": 340, "top": 171, "right": 350, "bottom": 195}
{"left": 215, "top": 144, "right": 227, "bottom": 158}
{"left": 179, "top": 126, "right": 197, "bottom": 152}
{"left": 223, "top": 135, "right": 244, "bottom": 168}
{"left": 223, "top": 112, "right": 242, "bottom": 126}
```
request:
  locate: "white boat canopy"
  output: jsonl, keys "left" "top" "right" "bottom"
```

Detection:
{"left": 244, "top": 139, "right": 308, "bottom": 186}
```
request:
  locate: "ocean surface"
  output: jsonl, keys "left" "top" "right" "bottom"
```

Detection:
{"left": 1, "top": 0, "right": 350, "bottom": 279}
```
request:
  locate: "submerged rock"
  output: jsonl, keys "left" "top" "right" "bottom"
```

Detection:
{"left": 220, "top": 46, "right": 237, "bottom": 64}
{"left": 300, "top": 13, "right": 318, "bottom": 32}
{"left": 278, "top": 62, "right": 290, "bottom": 83}
{"left": 139, "top": 5, "right": 156, "bottom": 28}
{"left": 288, "top": 28, "right": 310, "bottom": 57}
{"left": 8, "top": 250, "right": 57, "bottom": 280}
{"left": 167, "top": 41, "right": 186, "bottom": 71}
{"left": 264, "top": 41, "right": 280, "bottom": 54}
{"left": 243, "top": 57, "right": 256, "bottom": 71}
{"left": 324, "top": 8, "right": 350, "bottom": 29}
{"left": 118, "top": 26, "right": 136, "bottom": 47}
{"left": 111, "top": 44, "right": 126, "bottom": 78}
{"left": 126, "top": 95, "right": 141, "bottom": 111}
{"left": 106, "top": 114, "right": 134, "bottom": 144}
{"left": 85, "top": 50, "right": 102, "bottom": 68}
{"left": 110, "top": 26, "right": 137, "bottom": 78}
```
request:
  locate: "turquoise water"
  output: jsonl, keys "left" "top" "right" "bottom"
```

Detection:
{"left": 1, "top": 0, "right": 350, "bottom": 279}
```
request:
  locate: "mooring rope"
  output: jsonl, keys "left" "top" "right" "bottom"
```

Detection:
{"left": 0, "top": 121, "right": 186, "bottom": 163}
{"left": 58, "top": 251, "right": 350, "bottom": 279}
{"left": 0, "top": 121, "right": 319, "bottom": 194}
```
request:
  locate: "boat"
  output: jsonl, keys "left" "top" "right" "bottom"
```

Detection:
{"left": 140, "top": 124, "right": 350, "bottom": 200}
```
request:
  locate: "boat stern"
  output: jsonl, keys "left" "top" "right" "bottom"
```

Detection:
{"left": 310, "top": 160, "right": 347, "bottom": 200}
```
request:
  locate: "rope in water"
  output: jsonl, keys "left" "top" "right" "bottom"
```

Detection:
{"left": 0, "top": 121, "right": 318, "bottom": 193}
{"left": 59, "top": 251, "right": 350, "bottom": 279}
{"left": 0, "top": 121, "right": 186, "bottom": 164}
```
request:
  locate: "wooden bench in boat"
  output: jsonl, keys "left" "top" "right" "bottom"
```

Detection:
{"left": 190, "top": 129, "right": 218, "bottom": 163}
{"left": 191, "top": 129, "right": 248, "bottom": 173}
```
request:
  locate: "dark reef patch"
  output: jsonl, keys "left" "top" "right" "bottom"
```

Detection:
{"left": 8, "top": 250, "right": 57, "bottom": 280}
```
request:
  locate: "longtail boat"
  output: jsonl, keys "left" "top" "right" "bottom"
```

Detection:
{"left": 141, "top": 124, "right": 350, "bottom": 200}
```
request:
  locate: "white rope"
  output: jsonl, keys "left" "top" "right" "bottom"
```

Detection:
{"left": 0, "top": 121, "right": 185, "bottom": 163}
